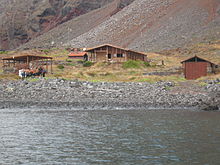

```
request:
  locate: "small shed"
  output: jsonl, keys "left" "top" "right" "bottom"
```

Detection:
{"left": 86, "top": 44, "right": 148, "bottom": 62}
{"left": 181, "top": 56, "right": 217, "bottom": 80}
{"left": 68, "top": 52, "right": 88, "bottom": 61}
{"left": 2, "top": 55, "right": 53, "bottom": 73}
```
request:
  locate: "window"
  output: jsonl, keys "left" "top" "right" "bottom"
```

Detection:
{"left": 117, "top": 54, "right": 123, "bottom": 58}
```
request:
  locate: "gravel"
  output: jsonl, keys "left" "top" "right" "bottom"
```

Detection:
{"left": 0, "top": 79, "right": 219, "bottom": 110}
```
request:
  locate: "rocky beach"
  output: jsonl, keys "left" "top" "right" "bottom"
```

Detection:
{"left": 0, "top": 79, "right": 219, "bottom": 110}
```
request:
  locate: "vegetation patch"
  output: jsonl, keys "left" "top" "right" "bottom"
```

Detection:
{"left": 96, "top": 62, "right": 111, "bottom": 67}
{"left": 83, "top": 61, "right": 93, "bottom": 67}
{"left": 129, "top": 71, "right": 138, "bottom": 75}
{"left": 27, "top": 78, "right": 40, "bottom": 82}
{"left": 0, "top": 51, "right": 8, "bottom": 54}
{"left": 166, "top": 76, "right": 186, "bottom": 82}
{"left": 138, "top": 78, "right": 155, "bottom": 83}
{"left": 129, "top": 77, "right": 137, "bottom": 81}
{"left": 57, "top": 65, "right": 65, "bottom": 70}
{"left": 76, "top": 60, "right": 84, "bottom": 64}
{"left": 41, "top": 49, "right": 50, "bottom": 54}
{"left": 143, "top": 61, "right": 151, "bottom": 67}
{"left": 66, "top": 63, "right": 76, "bottom": 66}
{"left": 164, "top": 86, "right": 171, "bottom": 91}
{"left": 87, "top": 72, "right": 97, "bottom": 77}
{"left": 66, "top": 59, "right": 73, "bottom": 62}
{"left": 75, "top": 72, "right": 85, "bottom": 79}
{"left": 123, "top": 60, "right": 142, "bottom": 69}
{"left": 137, "top": 75, "right": 185, "bottom": 83}
{"left": 199, "top": 82, "right": 208, "bottom": 87}
{"left": 90, "top": 79, "right": 101, "bottom": 83}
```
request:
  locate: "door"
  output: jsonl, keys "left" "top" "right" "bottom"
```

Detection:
{"left": 108, "top": 54, "right": 111, "bottom": 60}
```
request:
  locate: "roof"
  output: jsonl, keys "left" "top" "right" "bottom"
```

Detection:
{"left": 181, "top": 56, "right": 216, "bottom": 65}
{"left": 86, "top": 44, "right": 147, "bottom": 56}
{"left": 68, "top": 52, "right": 87, "bottom": 57}
{"left": 2, "top": 54, "right": 52, "bottom": 61}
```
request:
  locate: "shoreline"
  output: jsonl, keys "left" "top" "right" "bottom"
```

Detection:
{"left": 0, "top": 101, "right": 198, "bottom": 111}
{"left": 0, "top": 79, "right": 219, "bottom": 111}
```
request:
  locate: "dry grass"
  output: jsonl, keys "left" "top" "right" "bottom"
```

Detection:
{"left": 161, "top": 40, "right": 220, "bottom": 65}
{"left": 147, "top": 52, "right": 182, "bottom": 68}
{"left": 45, "top": 61, "right": 186, "bottom": 83}
{"left": 197, "top": 73, "right": 220, "bottom": 81}
{"left": 0, "top": 41, "right": 220, "bottom": 82}
{"left": 0, "top": 73, "right": 20, "bottom": 80}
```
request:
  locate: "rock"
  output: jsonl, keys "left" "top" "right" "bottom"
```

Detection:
{"left": 202, "top": 105, "right": 219, "bottom": 111}
{"left": 0, "top": 78, "right": 219, "bottom": 110}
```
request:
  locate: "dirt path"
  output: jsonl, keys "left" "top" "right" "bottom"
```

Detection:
{"left": 170, "top": 81, "right": 207, "bottom": 95}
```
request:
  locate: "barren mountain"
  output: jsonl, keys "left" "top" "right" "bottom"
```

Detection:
{"left": 65, "top": 0, "right": 220, "bottom": 52}
{"left": 0, "top": 0, "right": 133, "bottom": 50}
{"left": 1, "top": 0, "right": 220, "bottom": 52}
{"left": 17, "top": 0, "right": 134, "bottom": 49}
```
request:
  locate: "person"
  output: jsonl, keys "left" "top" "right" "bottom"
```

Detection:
{"left": 18, "top": 69, "right": 23, "bottom": 78}
{"left": 24, "top": 69, "right": 30, "bottom": 77}
{"left": 38, "top": 66, "right": 47, "bottom": 77}
{"left": 42, "top": 68, "right": 47, "bottom": 77}
{"left": 21, "top": 69, "right": 25, "bottom": 80}
{"left": 38, "top": 66, "right": 43, "bottom": 76}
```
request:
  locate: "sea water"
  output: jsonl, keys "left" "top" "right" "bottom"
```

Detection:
{"left": 0, "top": 109, "right": 220, "bottom": 164}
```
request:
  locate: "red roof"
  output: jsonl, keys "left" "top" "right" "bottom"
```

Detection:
{"left": 68, "top": 52, "right": 87, "bottom": 57}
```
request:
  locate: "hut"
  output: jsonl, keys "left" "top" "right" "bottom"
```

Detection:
{"left": 2, "top": 54, "right": 53, "bottom": 73}
{"left": 68, "top": 52, "right": 88, "bottom": 61}
{"left": 181, "top": 56, "right": 217, "bottom": 80}
{"left": 85, "top": 44, "right": 148, "bottom": 62}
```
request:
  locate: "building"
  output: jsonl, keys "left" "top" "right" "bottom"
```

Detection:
{"left": 85, "top": 44, "right": 148, "bottom": 62}
{"left": 2, "top": 54, "right": 53, "bottom": 73}
{"left": 181, "top": 56, "right": 217, "bottom": 80}
{"left": 68, "top": 52, "right": 88, "bottom": 61}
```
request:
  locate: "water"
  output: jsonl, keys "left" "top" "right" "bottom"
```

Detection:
{"left": 0, "top": 109, "right": 220, "bottom": 165}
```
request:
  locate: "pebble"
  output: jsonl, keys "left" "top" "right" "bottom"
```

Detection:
{"left": 0, "top": 79, "right": 219, "bottom": 110}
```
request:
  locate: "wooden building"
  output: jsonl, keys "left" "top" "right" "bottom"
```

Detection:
{"left": 68, "top": 52, "right": 88, "bottom": 61}
{"left": 86, "top": 44, "right": 148, "bottom": 62}
{"left": 181, "top": 56, "right": 217, "bottom": 80}
{"left": 2, "top": 55, "right": 53, "bottom": 73}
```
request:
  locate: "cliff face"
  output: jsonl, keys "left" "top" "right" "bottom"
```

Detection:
{"left": 0, "top": 0, "right": 132, "bottom": 50}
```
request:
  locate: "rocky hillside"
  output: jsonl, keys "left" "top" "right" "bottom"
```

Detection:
{"left": 1, "top": 0, "right": 220, "bottom": 52}
{"left": 0, "top": 0, "right": 134, "bottom": 50}
{"left": 65, "top": 0, "right": 220, "bottom": 52}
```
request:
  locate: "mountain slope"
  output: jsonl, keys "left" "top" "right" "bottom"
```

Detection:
{"left": 65, "top": 0, "right": 220, "bottom": 51}
{"left": 0, "top": 0, "right": 120, "bottom": 50}
{"left": 1, "top": 0, "right": 220, "bottom": 52}
{"left": 18, "top": 0, "right": 134, "bottom": 49}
